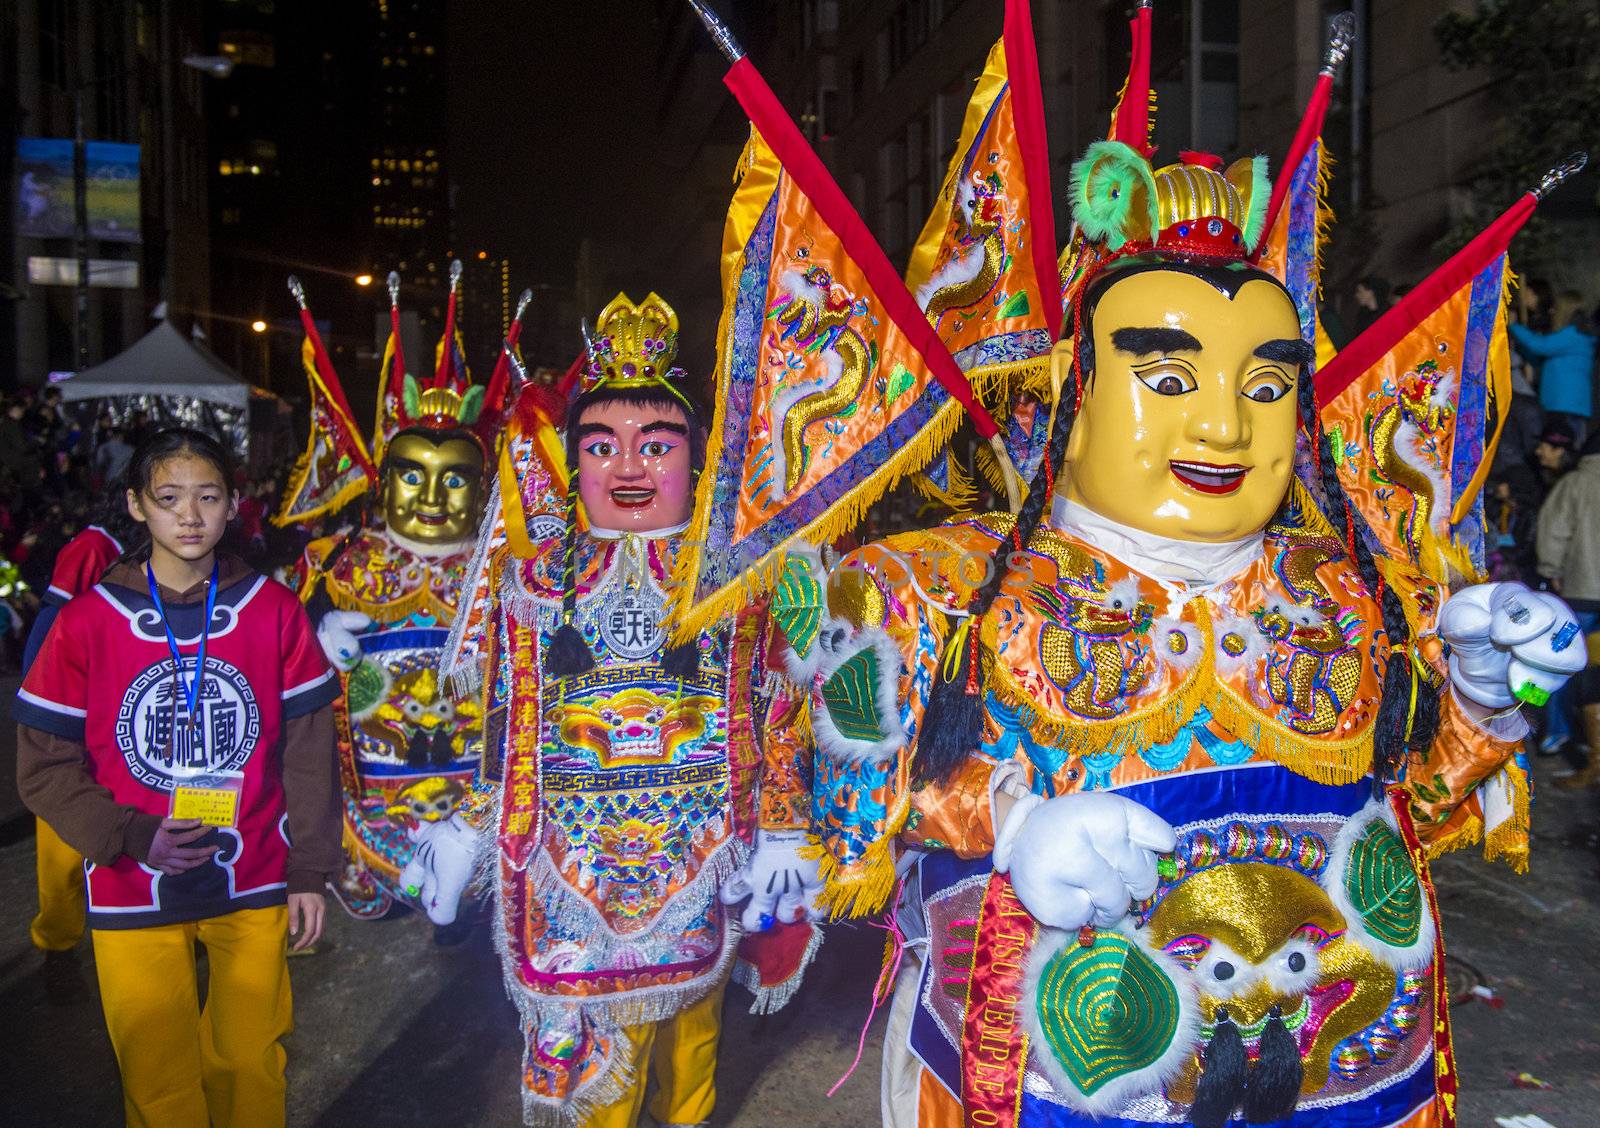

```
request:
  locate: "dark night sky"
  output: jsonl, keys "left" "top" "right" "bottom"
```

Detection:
{"left": 448, "top": 0, "right": 682, "bottom": 288}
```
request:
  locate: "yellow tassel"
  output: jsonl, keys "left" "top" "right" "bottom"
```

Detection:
{"left": 1482, "top": 758, "right": 1531, "bottom": 874}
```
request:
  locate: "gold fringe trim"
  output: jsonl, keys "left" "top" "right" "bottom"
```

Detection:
{"left": 1208, "top": 680, "right": 1372, "bottom": 787}
{"left": 1482, "top": 758, "right": 1531, "bottom": 874}
{"left": 983, "top": 595, "right": 1374, "bottom": 787}
{"left": 805, "top": 785, "right": 909, "bottom": 921}
{"left": 324, "top": 577, "right": 458, "bottom": 624}
{"left": 1423, "top": 810, "right": 1485, "bottom": 863}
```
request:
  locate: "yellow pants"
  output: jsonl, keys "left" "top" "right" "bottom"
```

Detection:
{"left": 90, "top": 905, "right": 292, "bottom": 1128}
{"left": 30, "top": 817, "right": 86, "bottom": 950}
{"left": 587, "top": 984, "right": 726, "bottom": 1128}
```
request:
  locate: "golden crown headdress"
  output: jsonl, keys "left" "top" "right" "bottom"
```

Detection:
{"left": 578, "top": 292, "right": 687, "bottom": 399}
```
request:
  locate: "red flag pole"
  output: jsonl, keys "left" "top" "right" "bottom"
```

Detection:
{"left": 485, "top": 288, "right": 532, "bottom": 417}
{"left": 1316, "top": 154, "right": 1583, "bottom": 407}
{"left": 720, "top": 57, "right": 1001, "bottom": 440}
{"left": 1003, "top": 0, "right": 1062, "bottom": 341}
{"left": 433, "top": 258, "right": 462, "bottom": 389}
{"left": 1109, "top": 1, "right": 1153, "bottom": 155}
{"left": 1260, "top": 14, "right": 1354, "bottom": 245}
{"left": 1314, "top": 193, "right": 1535, "bottom": 408}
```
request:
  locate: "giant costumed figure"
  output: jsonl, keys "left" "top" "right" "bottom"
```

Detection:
{"left": 439, "top": 292, "right": 824, "bottom": 1127}
{"left": 682, "top": 1, "right": 1589, "bottom": 1125}
{"left": 278, "top": 265, "right": 525, "bottom": 936}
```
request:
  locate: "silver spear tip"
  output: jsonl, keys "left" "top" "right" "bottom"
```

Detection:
{"left": 448, "top": 258, "right": 464, "bottom": 287}
{"left": 504, "top": 340, "right": 529, "bottom": 388}
{"left": 1534, "top": 152, "right": 1587, "bottom": 200}
{"left": 686, "top": 0, "right": 744, "bottom": 64}
{"left": 386, "top": 271, "right": 401, "bottom": 305}
{"left": 1321, "top": 13, "right": 1356, "bottom": 76}
{"left": 514, "top": 288, "right": 533, "bottom": 322}
{"left": 287, "top": 276, "right": 306, "bottom": 308}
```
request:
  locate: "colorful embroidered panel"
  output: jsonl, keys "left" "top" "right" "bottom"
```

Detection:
{"left": 672, "top": 128, "right": 971, "bottom": 637}
{"left": 904, "top": 30, "right": 1057, "bottom": 380}
{"left": 1319, "top": 251, "right": 1511, "bottom": 584}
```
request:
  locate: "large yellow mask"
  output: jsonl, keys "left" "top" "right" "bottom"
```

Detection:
{"left": 1059, "top": 266, "right": 1308, "bottom": 542}
{"left": 382, "top": 430, "right": 485, "bottom": 545}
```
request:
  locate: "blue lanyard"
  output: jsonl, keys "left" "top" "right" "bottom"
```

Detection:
{"left": 146, "top": 561, "right": 219, "bottom": 729}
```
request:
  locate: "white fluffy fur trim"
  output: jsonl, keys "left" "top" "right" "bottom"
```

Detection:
{"left": 1321, "top": 798, "right": 1437, "bottom": 972}
{"left": 810, "top": 626, "right": 908, "bottom": 766}
{"left": 1019, "top": 925, "right": 1201, "bottom": 1116}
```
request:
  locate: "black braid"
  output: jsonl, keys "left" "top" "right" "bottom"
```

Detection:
{"left": 915, "top": 362, "right": 1083, "bottom": 785}
{"left": 1297, "top": 377, "right": 1440, "bottom": 786}
{"left": 544, "top": 473, "right": 596, "bottom": 677}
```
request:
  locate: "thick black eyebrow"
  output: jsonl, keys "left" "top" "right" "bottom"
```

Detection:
{"left": 1111, "top": 327, "right": 1202, "bottom": 356}
{"left": 1253, "top": 338, "right": 1315, "bottom": 367}
{"left": 640, "top": 420, "right": 690, "bottom": 436}
{"left": 574, "top": 422, "right": 616, "bottom": 439}
{"left": 389, "top": 456, "right": 425, "bottom": 473}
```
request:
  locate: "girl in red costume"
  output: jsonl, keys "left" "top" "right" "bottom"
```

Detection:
{"left": 16, "top": 428, "right": 341, "bottom": 1128}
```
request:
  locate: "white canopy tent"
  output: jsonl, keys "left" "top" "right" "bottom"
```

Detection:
{"left": 59, "top": 318, "right": 252, "bottom": 409}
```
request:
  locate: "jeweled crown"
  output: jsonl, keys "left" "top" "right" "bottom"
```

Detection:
{"left": 581, "top": 292, "right": 682, "bottom": 396}
{"left": 1070, "top": 141, "right": 1268, "bottom": 265}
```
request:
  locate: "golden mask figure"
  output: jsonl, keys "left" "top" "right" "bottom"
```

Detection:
{"left": 382, "top": 429, "right": 486, "bottom": 546}
{"left": 280, "top": 269, "right": 505, "bottom": 936}
{"left": 1063, "top": 267, "right": 1306, "bottom": 543}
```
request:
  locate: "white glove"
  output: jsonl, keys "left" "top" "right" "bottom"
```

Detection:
{"left": 1439, "top": 582, "right": 1586, "bottom": 710}
{"left": 399, "top": 813, "right": 478, "bottom": 926}
{"left": 317, "top": 610, "right": 373, "bottom": 672}
{"left": 995, "top": 792, "right": 1176, "bottom": 931}
{"left": 719, "top": 829, "right": 822, "bottom": 932}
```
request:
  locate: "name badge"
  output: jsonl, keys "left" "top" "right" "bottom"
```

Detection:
{"left": 169, "top": 770, "right": 244, "bottom": 828}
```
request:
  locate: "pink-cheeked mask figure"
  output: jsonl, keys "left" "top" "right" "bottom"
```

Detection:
{"left": 574, "top": 398, "right": 695, "bottom": 533}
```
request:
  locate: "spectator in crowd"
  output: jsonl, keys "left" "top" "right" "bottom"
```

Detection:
{"left": 1530, "top": 422, "right": 1577, "bottom": 491}
{"left": 91, "top": 427, "right": 134, "bottom": 489}
{"left": 1535, "top": 427, "right": 1600, "bottom": 772}
{"left": 1512, "top": 289, "right": 1596, "bottom": 444}
{"left": 1349, "top": 275, "right": 1392, "bottom": 340}
{"left": 1499, "top": 279, "right": 1555, "bottom": 468}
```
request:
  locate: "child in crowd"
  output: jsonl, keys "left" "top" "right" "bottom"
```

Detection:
{"left": 14, "top": 427, "right": 341, "bottom": 1128}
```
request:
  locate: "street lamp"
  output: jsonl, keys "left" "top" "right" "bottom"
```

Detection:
{"left": 251, "top": 319, "right": 268, "bottom": 333}
{"left": 355, "top": 274, "right": 374, "bottom": 287}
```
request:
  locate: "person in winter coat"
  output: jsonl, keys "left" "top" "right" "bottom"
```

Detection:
{"left": 1512, "top": 290, "right": 1597, "bottom": 443}
{"left": 1536, "top": 429, "right": 1600, "bottom": 774}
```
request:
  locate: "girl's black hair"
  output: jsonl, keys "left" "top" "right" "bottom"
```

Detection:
{"left": 544, "top": 381, "right": 706, "bottom": 680}
{"left": 123, "top": 427, "right": 239, "bottom": 561}
{"left": 126, "top": 426, "right": 238, "bottom": 499}
{"left": 914, "top": 257, "right": 1438, "bottom": 786}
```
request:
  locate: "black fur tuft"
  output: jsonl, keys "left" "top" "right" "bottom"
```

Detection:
{"left": 545, "top": 622, "right": 596, "bottom": 678}
{"left": 662, "top": 639, "right": 702, "bottom": 679}
{"left": 1190, "top": 1007, "right": 1248, "bottom": 1128}
{"left": 1243, "top": 1005, "right": 1304, "bottom": 1123}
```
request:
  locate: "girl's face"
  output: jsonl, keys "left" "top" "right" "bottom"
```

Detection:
{"left": 127, "top": 453, "right": 238, "bottom": 564}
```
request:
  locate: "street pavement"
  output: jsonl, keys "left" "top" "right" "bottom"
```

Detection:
{"left": 2, "top": 693, "right": 1597, "bottom": 1125}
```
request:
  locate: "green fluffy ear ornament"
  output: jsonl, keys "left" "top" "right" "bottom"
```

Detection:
{"left": 458, "top": 384, "right": 486, "bottom": 426}
{"left": 1070, "top": 140, "right": 1159, "bottom": 252}
{"left": 402, "top": 373, "right": 422, "bottom": 420}
{"left": 1225, "top": 154, "right": 1271, "bottom": 254}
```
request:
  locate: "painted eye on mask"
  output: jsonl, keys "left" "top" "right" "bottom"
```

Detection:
{"left": 640, "top": 439, "right": 676, "bottom": 458}
{"left": 1242, "top": 371, "right": 1294, "bottom": 403}
{"left": 400, "top": 469, "right": 424, "bottom": 487}
{"left": 1134, "top": 364, "right": 1198, "bottom": 397}
{"left": 583, "top": 441, "right": 618, "bottom": 459}
{"left": 443, "top": 471, "right": 466, "bottom": 490}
